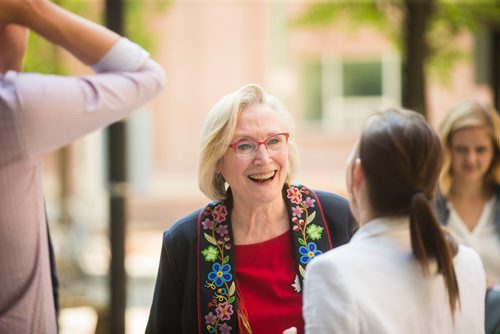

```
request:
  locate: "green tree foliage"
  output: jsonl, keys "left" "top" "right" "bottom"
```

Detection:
{"left": 23, "top": 0, "right": 170, "bottom": 74}
{"left": 428, "top": 1, "right": 500, "bottom": 83}
{"left": 23, "top": 0, "right": 86, "bottom": 73}
{"left": 125, "top": 0, "right": 171, "bottom": 53}
{"left": 294, "top": 0, "right": 500, "bottom": 84}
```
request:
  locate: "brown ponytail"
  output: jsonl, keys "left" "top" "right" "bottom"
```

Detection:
{"left": 409, "top": 192, "right": 459, "bottom": 312}
{"left": 359, "top": 108, "right": 460, "bottom": 314}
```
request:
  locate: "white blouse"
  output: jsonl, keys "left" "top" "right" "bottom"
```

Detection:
{"left": 303, "top": 217, "right": 486, "bottom": 334}
{"left": 448, "top": 197, "right": 500, "bottom": 284}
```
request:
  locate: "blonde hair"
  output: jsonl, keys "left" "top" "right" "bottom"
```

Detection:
{"left": 198, "top": 84, "right": 298, "bottom": 201}
{"left": 438, "top": 100, "right": 500, "bottom": 195}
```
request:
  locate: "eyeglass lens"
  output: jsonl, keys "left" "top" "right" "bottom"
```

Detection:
{"left": 235, "top": 133, "right": 288, "bottom": 158}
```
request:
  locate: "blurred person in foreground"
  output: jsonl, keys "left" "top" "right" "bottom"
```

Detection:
{"left": 302, "top": 109, "right": 486, "bottom": 334}
{"left": 435, "top": 100, "right": 500, "bottom": 333}
{"left": 0, "top": 0, "right": 164, "bottom": 332}
{"left": 146, "top": 83, "right": 355, "bottom": 334}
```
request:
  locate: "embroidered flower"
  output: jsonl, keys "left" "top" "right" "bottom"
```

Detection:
{"left": 216, "top": 224, "right": 229, "bottom": 237}
{"left": 292, "top": 205, "right": 303, "bottom": 218}
{"left": 303, "top": 196, "right": 316, "bottom": 209}
{"left": 216, "top": 302, "right": 233, "bottom": 321}
{"left": 219, "top": 323, "right": 232, "bottom": 334}
{"left": 300, "top": 186, "right": 310, "bottom": 196}
{"left": 207, "top": 324, "right": 215, "bottom": 333}
{"left": 202, "top": 218, "right": 215, "bottom": 230}
{"left": 287, "top": 187, "right": 303, "bottom": 204}
{"left": 204, "top": 206, "right": 213, "bottom": 215}
{"left": 299, "top": 242, "right": 322, "bottom": 264}
{"left": 213, "top": 204, "right": 228, "bottom": 222}
{"left": 208, "top": 262, "right": 232, "bottom": 287}
{"left": 205, "top": 312, "right": 217, "bottom": 325}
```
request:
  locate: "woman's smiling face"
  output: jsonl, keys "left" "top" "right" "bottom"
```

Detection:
{"left": 219, "top": 103, "right": 289, "bottom": 206}
{"left": 450, "top": 126, "right": 494, "bottom": 184}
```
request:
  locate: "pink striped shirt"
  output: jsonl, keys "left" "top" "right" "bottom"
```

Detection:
{"left": 0, "top": 38, "right": 165, "bottom": 333}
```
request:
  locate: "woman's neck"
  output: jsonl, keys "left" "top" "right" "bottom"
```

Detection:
{"left": 231, "top": 199, "right": 289, "bottom": 245}
{"left": 450, "top": 179, "right": 492, "bottom": 200}
{"left": 449, "top": 179, "right": 493, "bottom": 231}
{"left": 352, "top": 181, "right": 377, "bottom": 226}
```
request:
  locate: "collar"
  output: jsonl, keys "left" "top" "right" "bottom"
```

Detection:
{"left": 351, "top": 216, "right": 409, "bottom": 242}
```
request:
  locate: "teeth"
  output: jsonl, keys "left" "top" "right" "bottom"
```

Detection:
{"left": 249, "top": 171, "right": 275, "bottom": 180}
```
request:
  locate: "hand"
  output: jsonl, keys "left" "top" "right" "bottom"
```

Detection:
{"left": 0, "top": 0, "right": 42, "bottom": 25}
{"left": 0, "top": 0, "right": 119, "bottom": 66}
{"left": 283, "top": 327, "right": 298, "bottom": 334}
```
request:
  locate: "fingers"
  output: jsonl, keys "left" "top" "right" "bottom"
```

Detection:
{"left": 283, "top": 327, "right": 298, "bottom": 334}
{"left": 0, "top": 0, "right": 119, "bottom": 66}
{"left": 0, "top": 0, "right": 30, "bottom": 24}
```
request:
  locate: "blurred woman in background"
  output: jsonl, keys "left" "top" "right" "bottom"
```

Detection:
{"left": 435, "top": 100, "right": 500, "bottom": 333}
{"left": 435, "top": 100, "right": 500, "bottom": 286}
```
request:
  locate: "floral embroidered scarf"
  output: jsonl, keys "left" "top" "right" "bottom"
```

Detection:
{"left": 196, "top": 184, "right": 332, "bottom": 334}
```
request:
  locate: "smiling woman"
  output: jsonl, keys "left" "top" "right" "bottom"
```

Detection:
{"left": 434, "top": 101, "right": 500, "bottom": 333}
{"left": 435, "top": 100, "right": 500, "bottom": 286}
{"left": 145, "top": 84, "right": 356, "bottom": 334}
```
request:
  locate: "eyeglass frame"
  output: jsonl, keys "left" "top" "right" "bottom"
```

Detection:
{"left": 228, "top": 132, "right": 290, "bottom": 159}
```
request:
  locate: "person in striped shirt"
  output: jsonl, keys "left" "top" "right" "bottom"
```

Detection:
{"left": 0, "top": 0, "right": 165, "bottom": 332}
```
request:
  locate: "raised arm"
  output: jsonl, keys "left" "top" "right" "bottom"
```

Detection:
{"left": 0, "top": 0, "right": 165, "bottom": 159}
{"left": 0, "top": 0, "right": 119, "bottom": 66}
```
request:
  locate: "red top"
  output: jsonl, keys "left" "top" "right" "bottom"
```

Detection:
{"left": 234, "top": 231, "right": 304, "bottom": 334}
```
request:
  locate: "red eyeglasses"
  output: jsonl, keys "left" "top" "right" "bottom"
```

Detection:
{"left": 228, "top": 133, "right": 289, "bottom": 159}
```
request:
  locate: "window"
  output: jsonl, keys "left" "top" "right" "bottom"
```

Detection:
{"left": 299, "top": 54, "right": 400, "bottom": 130}
{"left": 342, "top": 61, "right": 382, "bottom": 97}
{"left": 301, "top": 61, "right": 323, "bottom": 121}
